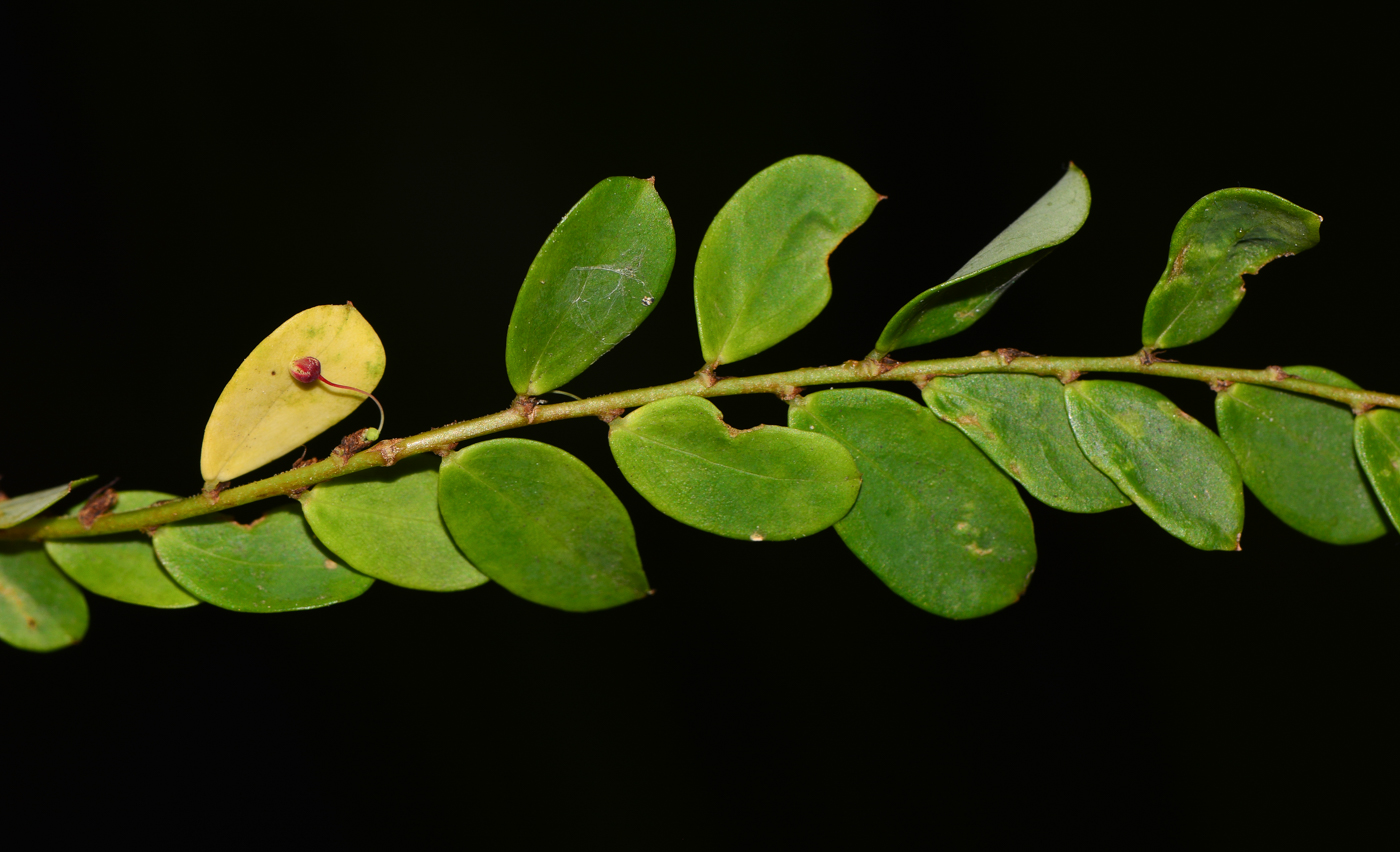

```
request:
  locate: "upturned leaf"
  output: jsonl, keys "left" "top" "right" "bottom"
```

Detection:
{"left": 1065, "top": 380, "right": 1243, "bottom": 550}
{"left": 44, "top": 491, "right": 201, "bottom": 608}
{"left": 0, "top": 544, "right": 89, "bottom": 652}
{"left": 1216, "top": 367, "right": 1385, "bottom": 544}
{"left": 437, "top": 438, "right": 647, "bottom": 612}
{"left": 788, "top": 388, "right": 1036, "bottom": 619}
{"left": 506, "top": 176, "right": 676, "bottom": 395}
{"left": 0, "top": 476, "right": 97, "bottom": 529}
{"left": 694, "top": 155, "right": 879, "bottom": 367}
{"left": 1354, "top": 409, "right": 1400, "bottom": 533}
{"left": 201, "top": 303, "right": 385, "bottom": 485}
{"left": 152, "top": 505, "right": 374, "bottom": 612}
{"left": 923, "top": 374, "right": 1129, "bottom": 513}
{"left": 302, "top": 454, "right": 488, "bottom": 591}
{"left": 608, "top": 396, "right": 861, "bottom": 541}
{"left": 1141, "top": 189, "right": 1321, "bottom": 350}
{"left": 872, "top": 164, "right": 1090, "bottom": 357}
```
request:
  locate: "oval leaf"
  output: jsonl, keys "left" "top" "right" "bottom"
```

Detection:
{"left": 787, "top": 388, "right": 1036, "bottom": 619}
{"left": 1065, "top": 380, "right": 1243, "bottom": 550}
{"left": 1354, "top": 408, "right": 1400, "bottom": 534}
{"left": 0, "top": 475, "right": 97, "bottom": 529}
{"left": 506, "top": 176, "right": 676, "bottom": 395}
{"left": 302, "top": 454, "right": 489, "bottom": 591}
{"left": 0, "top": 544, "right": 89, "bottom": 652}
{"left": 923, "top": 374, "right": 1129, "bottom": 513}
{"left": 438, "top": 438, "right": 647, "bottom": 612}
{"left": 1216, "top": 366, "right": 1385, "bottom": 544}
{"left": 44, "top": 491, "right": 201, "bottom": 608}
{"left": 1141, "top": 188, "right": 1321, "bottom": 350}
{"left": 873, "top": 164, "right": 1090, "bottom": 357}
{"left": 152, "top": 505, "right": 373, "bottom": 612}
{"left": 695, "top": 155, "right": 879, "bottom": 367}
{"left": 201, "top": 303, "right": 386, "bottom": 485}
{"left": 608, "top": 396, "right": 861, "bottom": 541}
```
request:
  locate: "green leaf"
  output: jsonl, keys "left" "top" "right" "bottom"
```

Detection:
{"left": 923, "top": 374, "right": 1129, "bottom": 513}
{"left": 438, "top": 438, "right": 648, "bottom": 612}
{"left": 695, "top": 155, "right": 879, "bottom": 367}
{"left": 1354, "top": 409, "right": 1400, "bottom": 534}
{"left": 872, "top": 164, "right": 1090, "bottom": 357}
{"left": 301, "top": 454, "right": 489, "bottom": 591}
{"left": 0, "top": 475, "right": 97, "bottom": 529}
{"left": 1064, "top": 380, "right": 1243, "bottom": 550}
{"left": 506, "top": 176, "right": 676, "bottom": 395}
{"left": 0, "top": 544, "right": 89, "bottom": 652}
{"left": 1216, "top": 367, "right": 1385, "bottom": 544}
{"left": 608, "top": 396, "right": 861, "bottom": 541}
{"left": 44, "top": 491, "right": 201, "bottom": 608}
{"left": 201, "top": 303, "right": 386, "bottom": 485}
{"left": 152, "top": 505, "right": 374, "bottom": 612}
{"left": 788, "top": 388, "right": 1036, "bottom": 619}
{"left": 1141, "top": 188, "right": 1322, "bottom": 350}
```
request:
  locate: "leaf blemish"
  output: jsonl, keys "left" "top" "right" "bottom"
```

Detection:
{"left": 965, "top": 542, "right": 994, "bottom": 556}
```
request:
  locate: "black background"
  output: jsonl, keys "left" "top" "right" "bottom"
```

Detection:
{"left": 4, "top": 6, "right": 1394, "bottom": 848}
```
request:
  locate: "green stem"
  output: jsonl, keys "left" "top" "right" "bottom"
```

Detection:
{"left": 7, "top": 350, "right": 1397, "bottom": 542}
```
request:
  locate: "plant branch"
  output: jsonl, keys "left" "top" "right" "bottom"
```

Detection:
{"left": 7, "top": 349, "right": 1397, "bottom": 542}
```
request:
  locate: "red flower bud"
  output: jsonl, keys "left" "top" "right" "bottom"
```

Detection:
{"left": 290, "top": 356, "right": 322, "bottom": 383}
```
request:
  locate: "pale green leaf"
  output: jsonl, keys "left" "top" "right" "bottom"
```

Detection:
{"left": 609, "top": 395, "right": 861, "bottom": 540}
{"left": 0, "top": 544, "right": 89, "bottom": 652}
{"left": 0, "top": 476, "right": 97, "bottom": 529}
{"left": 695, "top": 155, "right": 879, "bottom": 367}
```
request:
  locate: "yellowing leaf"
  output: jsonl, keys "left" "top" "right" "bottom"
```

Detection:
{"left": 200, "top": 304, "right": 385, "bottom": 484}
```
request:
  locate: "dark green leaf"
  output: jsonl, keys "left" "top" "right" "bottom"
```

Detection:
{"left": 923, "top": 374, "right": 1129, "bottom": 513}
{"left": 506, "top": 176, "right": 675, "bottom": 395}
{"left": 1354, "top": 408, "right": 1400, "bottom": 533}
{"left": 788, "top": 388, "right": 1036, "bottom": 619}
{"left": 0, "top": 544, "right": 89, "bottom": 652}
{"left": 44, "top": 491, "right": 201, "bottom": 608}
{"left": 438, "top": 438, "right": 647, "bottom": 611}
{"left": 1065, "top": 380, "right": 1243, "bottom": 550}
{"left": 1141, "top": 188, "right": 1321, "bottom": 350}
{"left": 695, "top": 155, "right": 879, "bottom": 367}
{"left": 152, "top": 505, "right": 373, "bottom": 612}
{"left": 1216, "top": 367, "right": 1385, "bottom": 544}
{"left": 609, "top": 396, "right": 861, "bottom": 540}
{"left": 0, "top": 475, "right": 97, "bottom": 529}
{"left": 872, "top": 164, "right": 1089, "bottom": 357}
{"left": 302, "top": 454, "right": 489, "bottom": 591}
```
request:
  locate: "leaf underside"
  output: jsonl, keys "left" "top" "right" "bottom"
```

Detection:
{"left": 0, "top": 476, "right": 97, "bottom": 529}
{"left": 872, "top": 163, "right": 1090, "bottom": 357}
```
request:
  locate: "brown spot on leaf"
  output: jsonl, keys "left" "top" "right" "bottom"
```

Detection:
{"left": 1169, "top": 242, "right": 1191, "bottom": 281}
{"left": 26, "top": 616, "right": 37, "bottom": 629}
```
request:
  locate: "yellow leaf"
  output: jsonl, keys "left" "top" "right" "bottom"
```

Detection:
{"left": 200, "top": 304, "right": 386, "bottom": 485}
